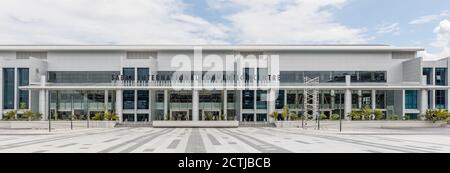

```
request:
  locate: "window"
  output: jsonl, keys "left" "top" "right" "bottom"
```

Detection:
{"left": 137, "top": 90, "right": 149, "bottom": 109}
{"left": 123, "top": 68, "right": 135, "bottom": 81}
{"left": 256, "top": 90, "right": 267, "bottom": 109}
{"left": 405, "top": 90, "right": 418, "bottom": 109}
{"left": 435, "top": 68, "right": 447, "bottom": 86}
{"left": 257, "top": 68, "right": 268, "bottom": 81}
{"left": 123, "top": 90, "right": 135, "bottom": 109}
{"left": 275, "top": 90, "right": 285, "bottom": 109}
{"left": 3, "top": 68, "right": 14, "bottom": 109}
{"left": 436, "top": 90, "right": 446, "bottom": 109}
{"left": 256, "top": 114, "right": 267, "bottom": 122}
{"left": 47, "top": 71, "right": 119, "bottom": 83}
{"left": 242, "top": 90, "right": 254, "bottom": 109}
{"left": 137, "top": 68, "right": 150, "bottom": 81}
{"left": 18, "top": 68, "right": 29, "bottom": 109}
{"left": 423, "top": 68, "right": 432, "bottom": 85}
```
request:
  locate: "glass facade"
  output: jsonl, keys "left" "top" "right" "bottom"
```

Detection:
{"left": 123, "top": 68, "right": 135, "bottom": 81}
{"left": 423, "top": 68, "right": 432, "bottom": 85}
{"left": 18, "top": 68, "right": 29, "bottom": 109}
{"left": 137, "top": 90, "right": 149, "bottom": 109}
{"left": 436, "top": 90, "right": 446, "bottom": 109}
{"left": 3, "top": 68, "right": 14, "bottom": 109}
{"left": 405, "top": 90, "right": 418, "bottom": 109}
{"left": 435, "top": 68, "right": 447, "bottom": 85}
{"left": 137, "top": 68, "right": 150, "bottom": 81}
{"left": 275, "top": 90, "right": 285, "bottom": 109}
{"left": 242, "top": 90, "right": 254, "bottom": 109}
{"left": 280, "top": 71, "right": 386, "bottom": 83}
{"left": 256, "top": 90, "right": 267, "bottom": 109}
{"left": 123, "top": 90, "right": 135, "bottom": 109}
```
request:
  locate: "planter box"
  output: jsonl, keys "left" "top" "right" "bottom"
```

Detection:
{"left": 274, "top": 120, "right": 449, "bottom": 128}
{"left": 0, "top": 121, "right": 117, "bottom": 129}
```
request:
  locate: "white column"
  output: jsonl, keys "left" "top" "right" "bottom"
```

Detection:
{"left": 0, "top": 68, "right": 3, "bottom": 119}
{"left": 268, "top": 89, "right": 276, "bottom": 121}
{"left": 39, "top": 75, "right": 47, "bottom": 120}
{"left": 357, "top": 90, "right": 362, "bottom": 109}
{"left": 192, "top": 89, "right": 199, "bottom": 121}
{"left": 164, "top": 90, "right": 169, "bottom": 120}
{"left": 371, "top": 90, "right": 376, "bottom": 110}
{"left": 420, "top": 89, "right": 428, "bottom": 115}
{"left": 115, "top": 90, "right": 123, "bottom": 122}
{"left": 13, "top": 68, "right": 18, "bottom": 117}
{"left": 104, "top": 90, "right": 109, "bottom": 112}
{"left": 344, "top": 75, "right": 351, "bottom": 120}
{"left": 148, "top": 89, "right": 152, "bottom": 121}
{"left": 223, "top": 89, "right": 227, "bottom": 120}
{"left": 134, "top": 90, "right": 137, "bottom": 122}
{"left": 330, "top": 90, "right": 335, "bottom": 110}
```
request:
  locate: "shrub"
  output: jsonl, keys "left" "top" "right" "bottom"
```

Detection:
{"left": 104, "top": 112, "right": 118, "bottom": 121}
{"left": 92, "top": 112, "right": 104, "bottom": 120}
{"left": 289, "top": 112, "right": 299, "bottom": 120}
{"left": 281, "top": 105, "right": 289, "bottom": 120}
{"left": 3, "top": 110, "right": 16, "bottom": 120}
{"left": 425, "top": 109, "right": 449, "bottom": 122}
{"left": 446, "top": 117, "right": 450, "bottom": 124}
{"left": 348, "top": 110, "right": 362, "bottom": 120}
{"left": 373, "top": 109, "right": 384, "bottom": 120}
{"left": 271, "top": 112, "right": 279, "bottom": 121}
{"left": 331, "top": 114, "right": 340, "bottom": 120}
{"left": 361, "top": 106, "right": 373, "bottom": 120}
{"left": 319, "top": 113, "right": 328, "bottom": 120}
{"left": 23, "top": 111, "right": 42, "bottom": 121}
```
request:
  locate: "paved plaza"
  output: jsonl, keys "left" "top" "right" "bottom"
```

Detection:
{"left": 0, "top": 127, "right": 450, "bottom": 153}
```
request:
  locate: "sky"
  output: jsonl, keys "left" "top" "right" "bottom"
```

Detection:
{"left": 0, "top": 0, "right": 449, "bottom": 60}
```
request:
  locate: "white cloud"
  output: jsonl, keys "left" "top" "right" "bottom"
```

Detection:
{"left": 0, "top": 0, "right": 229, "bottom": 44}
{"left": 376, "top": 23, "right": 400, "bottom": 35}
{"left": 421, "top": 19, "right": 450, "bottom": 60}
{"left": 208, "top": 0, "right": 367, "bottom": 44}
{"left": 410, "top": 11, "right": 450, "bottom": 25}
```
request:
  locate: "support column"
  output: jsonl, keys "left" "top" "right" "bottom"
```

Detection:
{"left": 192, "top": 89, "right": 199, "bottom": 121}
{"left": 268, "top": 89, "right": 276, "bottom": 121}
{"left": 164, "top": 90, "right": 169, "bottom": 120}
{"left": 344, "top": 75, "right": 351, "bottom": 120}
{"left": 330, "top": 90, "right": 335, "bottom": 110}
{"left": 13, "top": 68, "right": 18, "bottom": 118}
{"left": 134, "top": 90, "right": 137, "bottom": 122}
{"left": 104, "top": 90, "right": 109, "bottom": 112}
{"left": 0, "top": 68, "right": 3, "bottom": 120}
{"left": 39, "top": 75, "right": 47, "bottom": 120}
{"left": 357, "top": 90, "right": 362, "bottom": 109}
{"left": 115, "top": 90, "right": 123, "bottom": 122}
{"left": 420, "top": 89, "right": 428, "bottom": 116}
{"left": 223, "top": 90, "right": 227, "bottom": 120}
{"left": 148, "top": 89, "right": 152, "bottom": 121}
{"left": 431, "top": 90, "right": 436, "bottom": 109}
{"left": 371, "top": 90, "right": 376, "bottom": 110}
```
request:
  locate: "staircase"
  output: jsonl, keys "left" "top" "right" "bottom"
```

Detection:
{"left": 115, "top": 122, "right": 153, "bottom": 128}
{"left": 239, "top": 122, "right": 276, "bottom": 127}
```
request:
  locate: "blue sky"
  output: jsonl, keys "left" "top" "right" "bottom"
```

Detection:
{"left": 0, "top": 0, "right": 449, "bottom": 59}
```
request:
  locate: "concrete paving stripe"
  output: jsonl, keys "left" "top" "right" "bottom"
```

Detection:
{"left": 103, "top": 138, "right": 120, "bottom": 143}
{"left": 264, "top": 128, "right": 433, "bottom": 153}
{"left": 185, "top": 128, "right": 206, "bottom": 153}
{"left": 119, "top": 128, "right": 176, "bottom": 153}
{"left": 32, "top": 150, "right": 48, "bottom": 153}
{"left": 206, "top": 134, "right": 221, "bottom": 145}
{"left": 99, "top": 128, "right": 170, "bottom": 153}
{"left": 57, "top": 143, "right": 77, "bottom": 148}
{"left": 295, "top": 140, "right": 312, "bottom": 144}
{"left": 219, "top": 129, "right": 292, "bottom": 153}
{"left": 0, "top": 128, "right": 122, "bottom": 150}
{"left": 167, "top": 139, "right": 181, "bottom": 149}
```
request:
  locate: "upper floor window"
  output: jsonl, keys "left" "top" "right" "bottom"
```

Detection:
{"left": 123, "top": 68, "right": 135, "bottom": 81}
{"left": 435, "top": 68, "right": 447, "bottom": 86}
{"left": 423, "top": 68, "right": 432, "bottom": 85}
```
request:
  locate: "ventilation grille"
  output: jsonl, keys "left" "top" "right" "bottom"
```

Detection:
{"left": 16, "top": 52, "right": 47, "bottom": 59}
{"left": 126, "top": 52, "right": 156, "bottom": 59}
